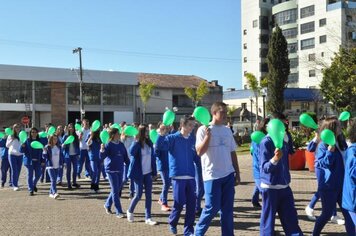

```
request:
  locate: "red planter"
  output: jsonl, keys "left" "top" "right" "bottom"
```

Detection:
{"left": 289, "top": 149, "right": 306, "bottom": 170}
{"left": 305, "top": 150, "right": 315, "bottom": 172}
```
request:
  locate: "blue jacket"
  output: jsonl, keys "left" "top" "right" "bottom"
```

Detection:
{"left": 42, "top": 145, "right": 64, "bottom": 168}
{"left": 155, "top": 147, "right": 169, "bottom": 172}
{"left": 259, "top": 136, "right": 291, "bottom": 186}
{"left": 156, "top": 132, "right": 198, "bottom": 178}
{"left": 62, "top": 134, "right": 80, "bottom": 158}
{"left": 100, "top": 141, "right": 129, "bottom": 173}
{"left": 342, "top": 143, "right": 356, "bottom": 212}
{"left": 315, "top": 142, "right": 345, "bottom": 191}
{"left": 307, "top": 140, "right": 318, "bottom": 152}
{"left": 0, "top": 138, "right": 9, "bottom": 159}
{"left": 127, "top": 141, "right": 157, "bottom": 181}
{"left": 88, "top": 138, "right": 102, "bottom": 162}
{"left": 251, "top": 141, "right": 260, "bottom": 180}
{"left": 20, "top": 138, "right": 44, "bottom": 165}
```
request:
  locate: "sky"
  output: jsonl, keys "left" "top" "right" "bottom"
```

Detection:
{"left": 0, "top": 0, "right": 242, "bottom": 90}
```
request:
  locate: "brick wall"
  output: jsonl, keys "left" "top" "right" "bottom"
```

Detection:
{"left": 51, "top": 82, "right": 66, "bottom": 125}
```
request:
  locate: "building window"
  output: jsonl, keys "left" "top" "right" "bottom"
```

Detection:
{"left": 301, "top": 38, "right": 315, "bottom": 50}
{"left": 0, "top": 80, "right": 32, "bottom": 103}
{"left": 263, "top": 0, "right": 266, "bottom": 2}
{"left": 244, "top": 57, "right": 247, "bottom": 63}
{"left": 253, "top": 20, "right": 258, "bottom": 28}
{"left": 154, "top": 90, "right": 160, "bottom": 97}
{"left": 83, "top": 83, "right": 101, "bottom": 105}
{"left": 348, "top": 32, "right": 356, "bottom": 41}
{"left": 288, "top": 73, "right": 298, "bottom": 83}
{"left": 309, "top": 70, "right": 316, "bottom": 77}
{"left": 320, "top": 35, "right": 327, "bottom": 44}
{"left": 243, "top": 43, "right": 247, "bottom": 49}
{"left": 173, "top": 95, "right": 193, "bottom": 107}
{"left": 285, "top": 101, "right": 292, "bottom": 110}
{"left": 260, "top": 63, "right": 268, "bottom": 72}
{"left": 319, "top": 18, "right": 326, "bottom": 27}
{"left": 260, "top": 34, "right": 269, "bottom": 44}
{"left": 287, "top": 43, "right": 298, "bottom": 53}
{"left": 243, "top": 29, "right": 247, "bottom": 35}
{"left": 301, "top": 21, "right": 315, "bottom": 34}
{"left": 271, "top": 0, "right": 274, "bottom": 4}
{"left": 260, "top": 16, "right": 269, "bottom": 29}
{"left": 321, "top": 52, "right": 325, "bottom": 57}
{"left": 260, "top": 48, "right": 269, "bottom": 58}
{"left": 103, "top": 84, "right": 133, "bottom": 106}
{"left": 308, "top": 53, "right": 316, "bottom": 61}
{"left": 300, "top": 5, "right": 315, "bottom": 18}
{"left": 301, "top": 102, "right": 310, "bottom": 110}
{"left": 274, "top": 9, "right": 297, "bottom": 26}
{"left": 35, "top": 81, "right": 51, "bottom": 104}
{"left": 290, "top": 58, "right": 298, "bottom": 68}
{"left": 282, "top": 28, "right": 298, "bottom": 39}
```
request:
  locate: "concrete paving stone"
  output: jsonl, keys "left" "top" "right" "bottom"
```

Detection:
{"left": 0, "top": 154, "right": 348, "bottom": 235}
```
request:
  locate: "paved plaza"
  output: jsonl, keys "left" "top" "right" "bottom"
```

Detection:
{"left": 0, "top": 154, "right": 348, "bottom": 236}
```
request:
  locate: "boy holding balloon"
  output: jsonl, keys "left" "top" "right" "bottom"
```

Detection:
{"left": 258, "top": 112, "right": 303, "bottom": 236}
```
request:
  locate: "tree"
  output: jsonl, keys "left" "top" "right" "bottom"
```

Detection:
{"left": 245, "top": 72, "right": 260, "bottom": 119}
{"left": 227, "top": 105, "right": 237, "bottom": 123}
{"left": 184, "top": 81, "right": 209, "bottom": 107}
{"left": 139, "top": 82, "right": 155, "bottom": 123}
{"left": 266, "top": 25, "right": 290, "bottom": 113}
{"left": 320, "top": 47, "right": 356, "bottom": 114}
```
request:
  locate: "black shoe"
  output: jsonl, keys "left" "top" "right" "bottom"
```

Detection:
{"left": 56, "top": 181, "right": 62, "bottom": 186}
{"left": 29, "top": 191, "right": 34, "bottom": 196}
{"left": 195, "top": 208, "right": 203, "bottom": 217}
{"left": 67, "top": 185, "right": 73, "bottom": 190}
{"left": 34, "top": 186, "right": 38, "bottom": 192}
{"left": 72, "top": 183, "right": 80, "bottom": 188}
{"left": 1, "top": 183, "right": 4, "bottom": 188}
{"left": 104, "top": 205, "right": 113, "bottom": 214}
{"left": 77, "top": 174, "right": 81, "bottom": 179}
{"left": 252, "top": 202, "right": 262, "bottom": 208}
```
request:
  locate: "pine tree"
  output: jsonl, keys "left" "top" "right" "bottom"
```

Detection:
{"left": 266, "top": 25, "right": 290, "bottom": 113}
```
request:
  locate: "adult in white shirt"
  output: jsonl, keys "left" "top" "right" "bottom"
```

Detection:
{"left": 6, "top": 124, "right": 23, "bottom": 191}
{"left": 77, "top": 119, "right": 91, "bottom": 179}
{"left": 195, "top": 102, "right": 241, "bottom": 236}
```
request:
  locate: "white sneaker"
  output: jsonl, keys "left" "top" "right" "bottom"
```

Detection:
{"left": 53, "top": 193, "right": 60, "bottom": 199}
{"left": 13, "top": 187, "right": 20, "bottom": 191}
{"left": 127, "top": 210, "right": 134, "bottom": 223}
{"left": 145, "top": 218, "right": 157, "bottom": 226}
{"left": 305, "top": 206, "right": 316, "bottom": 221}
{"left": 330, "top": 215, "right": 345, "bottom": 225}
{"left": 49, "top": 194, "right": 55, "bottom": 198}
{"left": 116, "top": 213, "right": 125, "bottom": 219}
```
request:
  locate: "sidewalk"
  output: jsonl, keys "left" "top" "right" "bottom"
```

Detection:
{"left": 0, "top": 154, "right": 348, "bottom": 235}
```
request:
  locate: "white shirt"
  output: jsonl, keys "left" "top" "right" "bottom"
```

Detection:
{"left": 51, "top": 146, "right": 60, "bottom": 169}
{"left": 196, "top": 124, "right": 237, "bottom": 181}
{"left": 79, "top": 128, "right": 91, "bottom": 150}
{"left": 6, "top": 136, "right": 23, "bottom": 156}
{"left": 141, "top": 144, "right": 152, "bottom": 175}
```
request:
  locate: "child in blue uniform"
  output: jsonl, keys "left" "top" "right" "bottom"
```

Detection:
{"left": 101, "top": 127, "right": 129, "bottom": 218}
{"left": 127, "top": 125, "right": 157, "bottom": 225}
{"left": 6, "top": 124, "right": 23, "bottom": 191}
{"left": 87, "top": 129, "right": 102, "bottom": 193}
{"left": 0, "top": 134, "right": 12, "bottom": 188}
{"left": 20, "top": 127, "right": 43, "bottom": 196}
{"left": 342, "top": 118, "right": 356, "bottom": 231}
{"left": 43, "top": 134, "right": 64, "bottom": 199}
{"left": 259, "top": 113, "right": 303, "bottom": 236}
{"left": 156, "top": 116, "right": 198, "bottom": 236}
{"left": 313, "top": 117, "right": 353, "bottom": 235}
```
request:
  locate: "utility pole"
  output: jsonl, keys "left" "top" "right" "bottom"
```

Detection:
{"left": 73, "top": 47, "right": 84, "bottom": 121}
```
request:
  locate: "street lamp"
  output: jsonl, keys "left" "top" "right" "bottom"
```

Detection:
{"left": 261, "top": 88, "right": 267, "bottom": 119}
{"left": 72, "top": 47, "right": 84, "bottom": 121}
{"left": 249, "top": 96, "right": 254, "bottom": 132}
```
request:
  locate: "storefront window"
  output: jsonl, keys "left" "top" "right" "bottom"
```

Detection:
{"left": 0, "top": 80, "right": 32, "bottom": 103}
{"left": 103, "top": 84, "right": 133, "bottom": 106}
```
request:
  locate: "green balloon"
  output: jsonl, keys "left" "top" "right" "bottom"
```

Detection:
{"left": 251, "top": 131, "right": 266, "bottom": 144}
{"left": 124, "top": 126, "right": 138, "bottom": 137}
{"left": 163, "top": 110, "right": 175, "bottom": 126}
{"left": 75, "top": 123, "right": 82, "bottom": 132}
{"left": 91, "top": 120, "right": 101, "bottom": 132}
{"left": 0, "top": 132, "right": 4, "bottom": 139}
{"left": 250, "top": 146, "right": 254, "bottom": 154}
{"left": 19, "top": 130, "right": 27, "bottom": 144}
{"left": 100, "top": 130, "right": 109, "bottom": 144}
{"left": 39, "top": 131, "right": 48, "bottom": 138}
{"left": 47, "top": 126, "right": 56, "bottom": 136}
{"left": 63, "top": 135, "right": 75, "bottom": 145}
{"left": 110, "top": 123, "right": 122, "bottom": 133}
{"left": 299, "top": 113, "right": 318, "bottom": 129}
{"left": 267, "top": 119, "right": 285, "bottom": 149}
{"left": 149, "top": 129, "right": 159, "bottom": 144}
{"left": 320, "top": 129, "right": 336, "bottom": 146}
{"left": 5, "top": 128, "right": 13, "bottom": 136}
{"left": 193, "top": 106, "right": 211, "bottom": 126}
{"left": 339, "top": 111, "right": 350, "bottom": 121}
{"left": 31, "top": 141, "right": 44, "bottom": 149}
